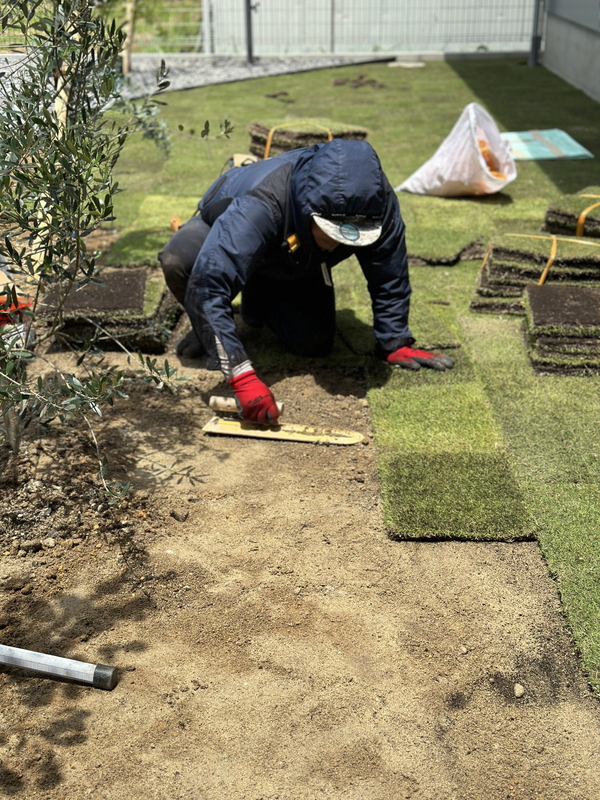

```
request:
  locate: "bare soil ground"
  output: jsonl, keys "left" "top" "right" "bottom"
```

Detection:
{"left": 1, "top": 340, "right": 600, "bottom": 800}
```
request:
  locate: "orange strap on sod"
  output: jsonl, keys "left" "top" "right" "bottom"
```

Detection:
{"left": 575, "top": 201, "right": 600, "bottom": 237}
{"left": 502, "top": 233, "right": 600, "bottom": 287}
{"left": 263, "top": 121, "right": 333, "bottom": 160}
{"left": 538, "top": 235, "right": 558, "bottom": 286}
{"left": 479, "top": 244, "right": 493, "bottom": 274}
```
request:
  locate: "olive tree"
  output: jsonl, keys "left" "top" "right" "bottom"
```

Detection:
{"left": 0, "top": 0, "right": 175, "bottom": 497}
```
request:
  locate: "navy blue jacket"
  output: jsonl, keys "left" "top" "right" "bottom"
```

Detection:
{"left": 184, "top": 139, "right": 412, "bottom": 376}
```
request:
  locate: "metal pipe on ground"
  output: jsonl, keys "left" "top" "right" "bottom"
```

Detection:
{"left": 0, "top": 644, "right": 118, "bottom": 690}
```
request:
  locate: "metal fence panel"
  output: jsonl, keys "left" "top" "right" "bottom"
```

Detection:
{"left": 134, "top": 3, "right": 204, "bottom": 52}
{"left": 203, "top": 0, "right": 536, "bottom": 56}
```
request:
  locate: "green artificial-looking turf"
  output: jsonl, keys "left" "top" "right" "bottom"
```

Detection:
{"left": 491, "top": 232, "right": 600, "bottom": 262}
{"left": 104, "top": 194, "right": 200, "bottom": 266}
{"left": 143, "top": 272, "right": 167, "bottom": 317}
{"left": 400, "top": 195, "right": 550, "bottom": 263}
{"left": 524, "top": 484, "right": 600, "bottom": 687}
{"left": 547, "top": 186, "right": 600, "bottom": 216}
{"left": 459, "top": 308, "right": 600, "bottom": 688}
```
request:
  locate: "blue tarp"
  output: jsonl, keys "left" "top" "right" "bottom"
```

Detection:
{"left": 500, "top": 129, "right": 594, "bottom": 160}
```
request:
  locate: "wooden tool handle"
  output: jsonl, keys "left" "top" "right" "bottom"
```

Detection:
{"left": 209, "top": 396, "right": 284, "bottom": 415}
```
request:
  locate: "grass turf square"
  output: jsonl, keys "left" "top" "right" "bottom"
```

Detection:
{"left": 381, "top": 451, "right": 535, "bottom": 541}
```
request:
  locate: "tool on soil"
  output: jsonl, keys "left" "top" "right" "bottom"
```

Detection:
{"left": 203, "top": 396, "right": 364, "bottom": 445}
{"left": 209, "top": 396, "right": 284, "bottom": 415}
{"left": 0, "top": 644, "right": 118, "bottom": 690}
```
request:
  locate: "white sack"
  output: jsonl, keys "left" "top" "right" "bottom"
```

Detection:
{"left": 396, "top": 102, "right": 517, "bottom": 197}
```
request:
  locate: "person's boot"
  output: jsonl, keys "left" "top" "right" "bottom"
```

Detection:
{"left": 176, "top": 329, "right": 204, "bottom": 359}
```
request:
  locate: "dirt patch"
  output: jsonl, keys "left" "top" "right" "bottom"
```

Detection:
{"left": 1, "top": 339, "right": 600, "bottom": 799}
{"left": 84, "top": 229, "right": 121, "bottom": 263}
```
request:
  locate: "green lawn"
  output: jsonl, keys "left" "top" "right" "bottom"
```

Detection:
{"left": 110, "top": 58, "right": 600, "bottom": 691}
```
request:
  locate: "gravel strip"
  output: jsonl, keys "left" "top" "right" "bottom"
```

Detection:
{"left": 0, "top": 51, "right": 395, "bottom": 101}
{"left": 125, "top": 53, "right": 395, "bottom": 98}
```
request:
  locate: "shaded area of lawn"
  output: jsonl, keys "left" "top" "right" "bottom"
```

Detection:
{"left": 448, "top": 59, "right": 600, "bottom": 194}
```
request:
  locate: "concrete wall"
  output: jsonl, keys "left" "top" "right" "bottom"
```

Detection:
{"left": 543, "top": 12, "right": 600, "bottom": 103}
{"left": 547, "top": 0, "right": 600, "bottom": 34}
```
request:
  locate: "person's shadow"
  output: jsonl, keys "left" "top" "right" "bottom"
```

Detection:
{"left": 237, "top": 307, "right": 391, "bottom": 398}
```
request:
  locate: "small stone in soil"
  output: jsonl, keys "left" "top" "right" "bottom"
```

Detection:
{"left": 514, "top": 683, "right": 525, "bottom": 698}
{"left": 22, "top": 540, "right": 42, "bottom": 552}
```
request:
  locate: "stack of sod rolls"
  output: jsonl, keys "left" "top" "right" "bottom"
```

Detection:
{"left": 524, "top": 284, "right": 600, "bottom": 374}
{"left": 469, "top": 233, "right": 600, "bottom": 316}
{"left": 40, "top": 267, "right": 180, "bottom": 354}
{"left": 544, "top": 187, "right": 600, "bottom": 239}
{"left": 247, "top": 118, "right": 368, "bottom": 159}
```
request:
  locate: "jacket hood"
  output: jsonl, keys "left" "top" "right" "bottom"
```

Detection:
{"left": 289, "top": 139, "right": 387, "bottom": 248}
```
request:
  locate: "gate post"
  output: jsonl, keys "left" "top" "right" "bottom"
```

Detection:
{"left": 246, "top": 0, "right": 254, "bottom": 64}
{"left": 528, "top": 0, "right": 544, "bottom": 67}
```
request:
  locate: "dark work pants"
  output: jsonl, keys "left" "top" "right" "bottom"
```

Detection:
{"left": 159, "top": 216, "right": 336, "bottom": 358}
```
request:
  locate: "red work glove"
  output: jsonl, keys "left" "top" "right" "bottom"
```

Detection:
{"left": 229, "top": 370, "right": 280, "bottom": 424}
{"left": 386, "top": 346, "right": 454, "bottom": 371}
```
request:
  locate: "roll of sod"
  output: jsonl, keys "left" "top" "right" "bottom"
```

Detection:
{"left": 471, "top": 233, "right": 600, "bottom": 316}
{"left": 544, "top": 187, "right": 600, "bottom": 238}
{"left": 247, "top": 118, "right": 368, "bottom": 159}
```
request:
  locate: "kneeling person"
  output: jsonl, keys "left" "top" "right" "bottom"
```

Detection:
{"left": 159, "top": 139, "right": 453, "bottom": 424}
